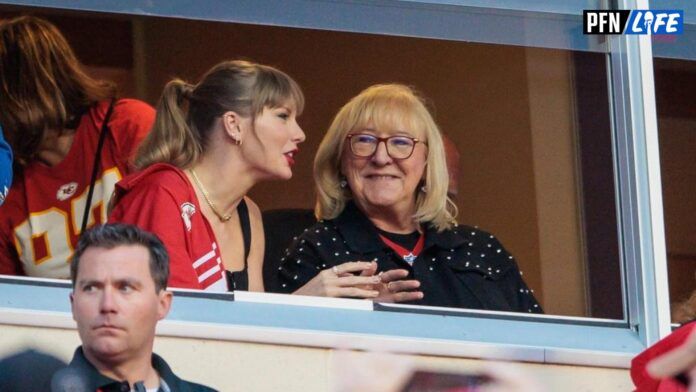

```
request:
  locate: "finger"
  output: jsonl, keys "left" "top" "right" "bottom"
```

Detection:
{"left": 334, "top": 261, "right": 378, "bottom": 274}
{"left": 359, "top": 261, "right": 378, "bottom": 277}
{"left": 328, "top": 286, "right": 379, "bottom": 298}
{"left": 332, "top": 267, "right": 353, "bottom": 278}
{"left": 320, "top": 268, "right": 351, "bottom": 280}
{"left": 379, "top": 269, "right": 410, "bottom": 283}
{"left": 336, "top": 275, "right": 382, "bottom": 287}
{"left": 386, "top": 280, "right": 421, "bottom": 293}
{"left": 391, "top": 291, "right": 424, "bottom": 303}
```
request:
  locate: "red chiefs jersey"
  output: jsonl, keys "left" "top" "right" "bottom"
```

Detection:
{"left": 109, "top": 163, "right": 227, "bottom": 292}
{"left": 0, "top": 99, "right": 155, "bottom": 278}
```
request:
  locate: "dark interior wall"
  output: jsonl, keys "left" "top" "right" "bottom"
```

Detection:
{"left": 573, "top": 52, "right": 622, "bottom": 319}
{"left": 654, "top": 58, "right": 696, "bottom": 310}
{"left": 138, "top": 17, "right": 543, "bottom": 299}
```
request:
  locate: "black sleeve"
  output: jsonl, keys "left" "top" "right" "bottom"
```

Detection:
{"left": 276, "top": 229, "right": 328, "bottom": 294}
{"left": 489, "top": 235, "right": 543, "bottom": 314}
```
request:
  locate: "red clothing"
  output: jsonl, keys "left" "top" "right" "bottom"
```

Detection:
{"left": 109, "top": 163, "right": 227, "bottom": 292}
{"left": 0, "top": 99, "right": 154, "bottom": 278}
{"left": 631, "top": 322, "right": 696, "bottom": 392}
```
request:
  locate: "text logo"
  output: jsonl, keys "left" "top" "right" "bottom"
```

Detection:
{"left": 584, "top": 10, "right": 683, "bottom": 35}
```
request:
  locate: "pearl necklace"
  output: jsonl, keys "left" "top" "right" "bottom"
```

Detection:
{"left": 189, "top": 169, "right": 232, "bottom": 222}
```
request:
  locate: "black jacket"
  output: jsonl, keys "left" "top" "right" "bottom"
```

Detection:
{"left": 278, "top": 202, "right": 542, "bottom": 313}
{"left": 51, "top": 347, "right": 216, "bottom": 392}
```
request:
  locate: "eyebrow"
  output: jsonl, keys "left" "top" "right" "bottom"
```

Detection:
{"left": 77, "top": 279, "right": 102, "bottom": 288}
{"left": 76, "top": 278, "right": 143, "bottom": 288}
{"left": 358, "top": 128, "right": 414, "bottom": 136}
{"left": 116, "top": 278, "right": 144, "bottom": 289}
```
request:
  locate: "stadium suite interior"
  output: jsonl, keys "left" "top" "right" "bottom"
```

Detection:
{"left": 1, "top": 5, "right": 694, "bottom": 320}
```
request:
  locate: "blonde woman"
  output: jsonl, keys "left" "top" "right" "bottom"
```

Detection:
{"left": 278, "top": 84, "right": 541, "bottom": 312}
{"left": 110, "top": 60, "right": 305, "bottom": 292}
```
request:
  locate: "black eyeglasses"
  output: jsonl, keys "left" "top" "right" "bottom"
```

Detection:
{"left": 346, "top": 133, "right": 424, "bottom": 160}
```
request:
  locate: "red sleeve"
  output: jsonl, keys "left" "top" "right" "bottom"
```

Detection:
{"left": 109, "top": 183, "right": 200, "bottom": 289}
{"left": 109, "top": 99, "right": 155, "bottom": 173}
{"left": 0, "top": 198, "right": 24, "bottom": 276}
{"left": 0, "top": 229, "right": 22, "bottom": 276}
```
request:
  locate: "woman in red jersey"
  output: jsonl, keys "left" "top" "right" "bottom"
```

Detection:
{"left": 110, "top": 60, "right": 305, "bottom": 292}
{"left": 0, "top": 16, "right": 154, "bottom": 278}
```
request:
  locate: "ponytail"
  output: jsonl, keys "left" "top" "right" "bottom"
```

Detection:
{"left": 135, "top": 60, "right": 304, "bottom": 170}
{"left": 134, "top": 79, "right": 202, "bottom": 169}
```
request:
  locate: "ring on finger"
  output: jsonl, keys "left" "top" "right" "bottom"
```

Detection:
{"left": 386, "top": 281, "right": 394, "bottom": 292}
{"left": 332, "top": 266, "right": 339, "bottom": 275}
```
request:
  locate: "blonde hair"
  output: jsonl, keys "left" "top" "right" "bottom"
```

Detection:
{"left": 673, "top": 288, "right": 696, "bottom": 324}
{"left": 314, "top": 84, "right": 457, "bottom": 231}
{"left": 135, "top": 60, "right": 304, "bottom": 169}
{"left": 0, "top": 16, "right": 115, "bottom": 166}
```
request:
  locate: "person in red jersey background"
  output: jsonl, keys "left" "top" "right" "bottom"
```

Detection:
{"left": 109, "top": 60, "right": 305, "bottom": 292}
{"left": 0, "top": 16, "right": 154, "bottom": 278}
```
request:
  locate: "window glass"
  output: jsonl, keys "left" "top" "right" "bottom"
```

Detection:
{"left": 0, "top": 5, "right": 623, "bottom": 319}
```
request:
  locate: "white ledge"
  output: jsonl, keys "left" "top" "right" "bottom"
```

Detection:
{"left": 0, "top": 307, "right": 634, "bottom": 368}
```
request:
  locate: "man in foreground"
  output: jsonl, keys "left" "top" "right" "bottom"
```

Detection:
{"left": 52, "top": 223, "right": 215, "bottom": 391}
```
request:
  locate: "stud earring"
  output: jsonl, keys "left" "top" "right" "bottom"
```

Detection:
{"left": 339, "top": 178, "right": 348, "bottom": 188}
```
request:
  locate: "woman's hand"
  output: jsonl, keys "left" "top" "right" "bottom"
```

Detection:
{"left": 293, "top": 261, "right": 382, "bottom": 298}
{"left": 293, "top": 261, "right": 424, "bottom": 302}
{"left": 366, "top": 266, "right": 423, "bottom": 303}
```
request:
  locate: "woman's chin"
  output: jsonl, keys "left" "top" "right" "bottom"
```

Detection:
{"left": 260, "top": 165, "right": 293, "bottom": 181}
{"left": 274, "top": 168, "right": 293, "bottom": 181}
{"left": 362, "top": 196, "right": 401, "bottom": 209}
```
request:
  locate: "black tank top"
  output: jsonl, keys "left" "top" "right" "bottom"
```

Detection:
{"left": 225, "top": 199, "right": 251, "bottom": 291}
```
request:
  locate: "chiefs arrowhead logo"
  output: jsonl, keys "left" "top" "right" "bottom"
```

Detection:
{"left": 181, "top": 202, "right": 196, "bottom": 231}
{"left": 56, "top": 182, "right": 79, "bottom": 201}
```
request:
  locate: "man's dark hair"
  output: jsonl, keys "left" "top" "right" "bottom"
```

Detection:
{"left": 70, "top": 224, "right": 169, "bottom": 292}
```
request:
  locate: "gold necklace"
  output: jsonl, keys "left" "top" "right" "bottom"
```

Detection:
{"left": 189, "top": 169, "right": 232, "bottom": 222}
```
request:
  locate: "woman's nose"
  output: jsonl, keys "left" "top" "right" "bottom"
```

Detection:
{"left": 371, "top": 140, "right": 392, "bottom": 165}
{"left": 293, "top": 121, "right": 306, "bottom": 143}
